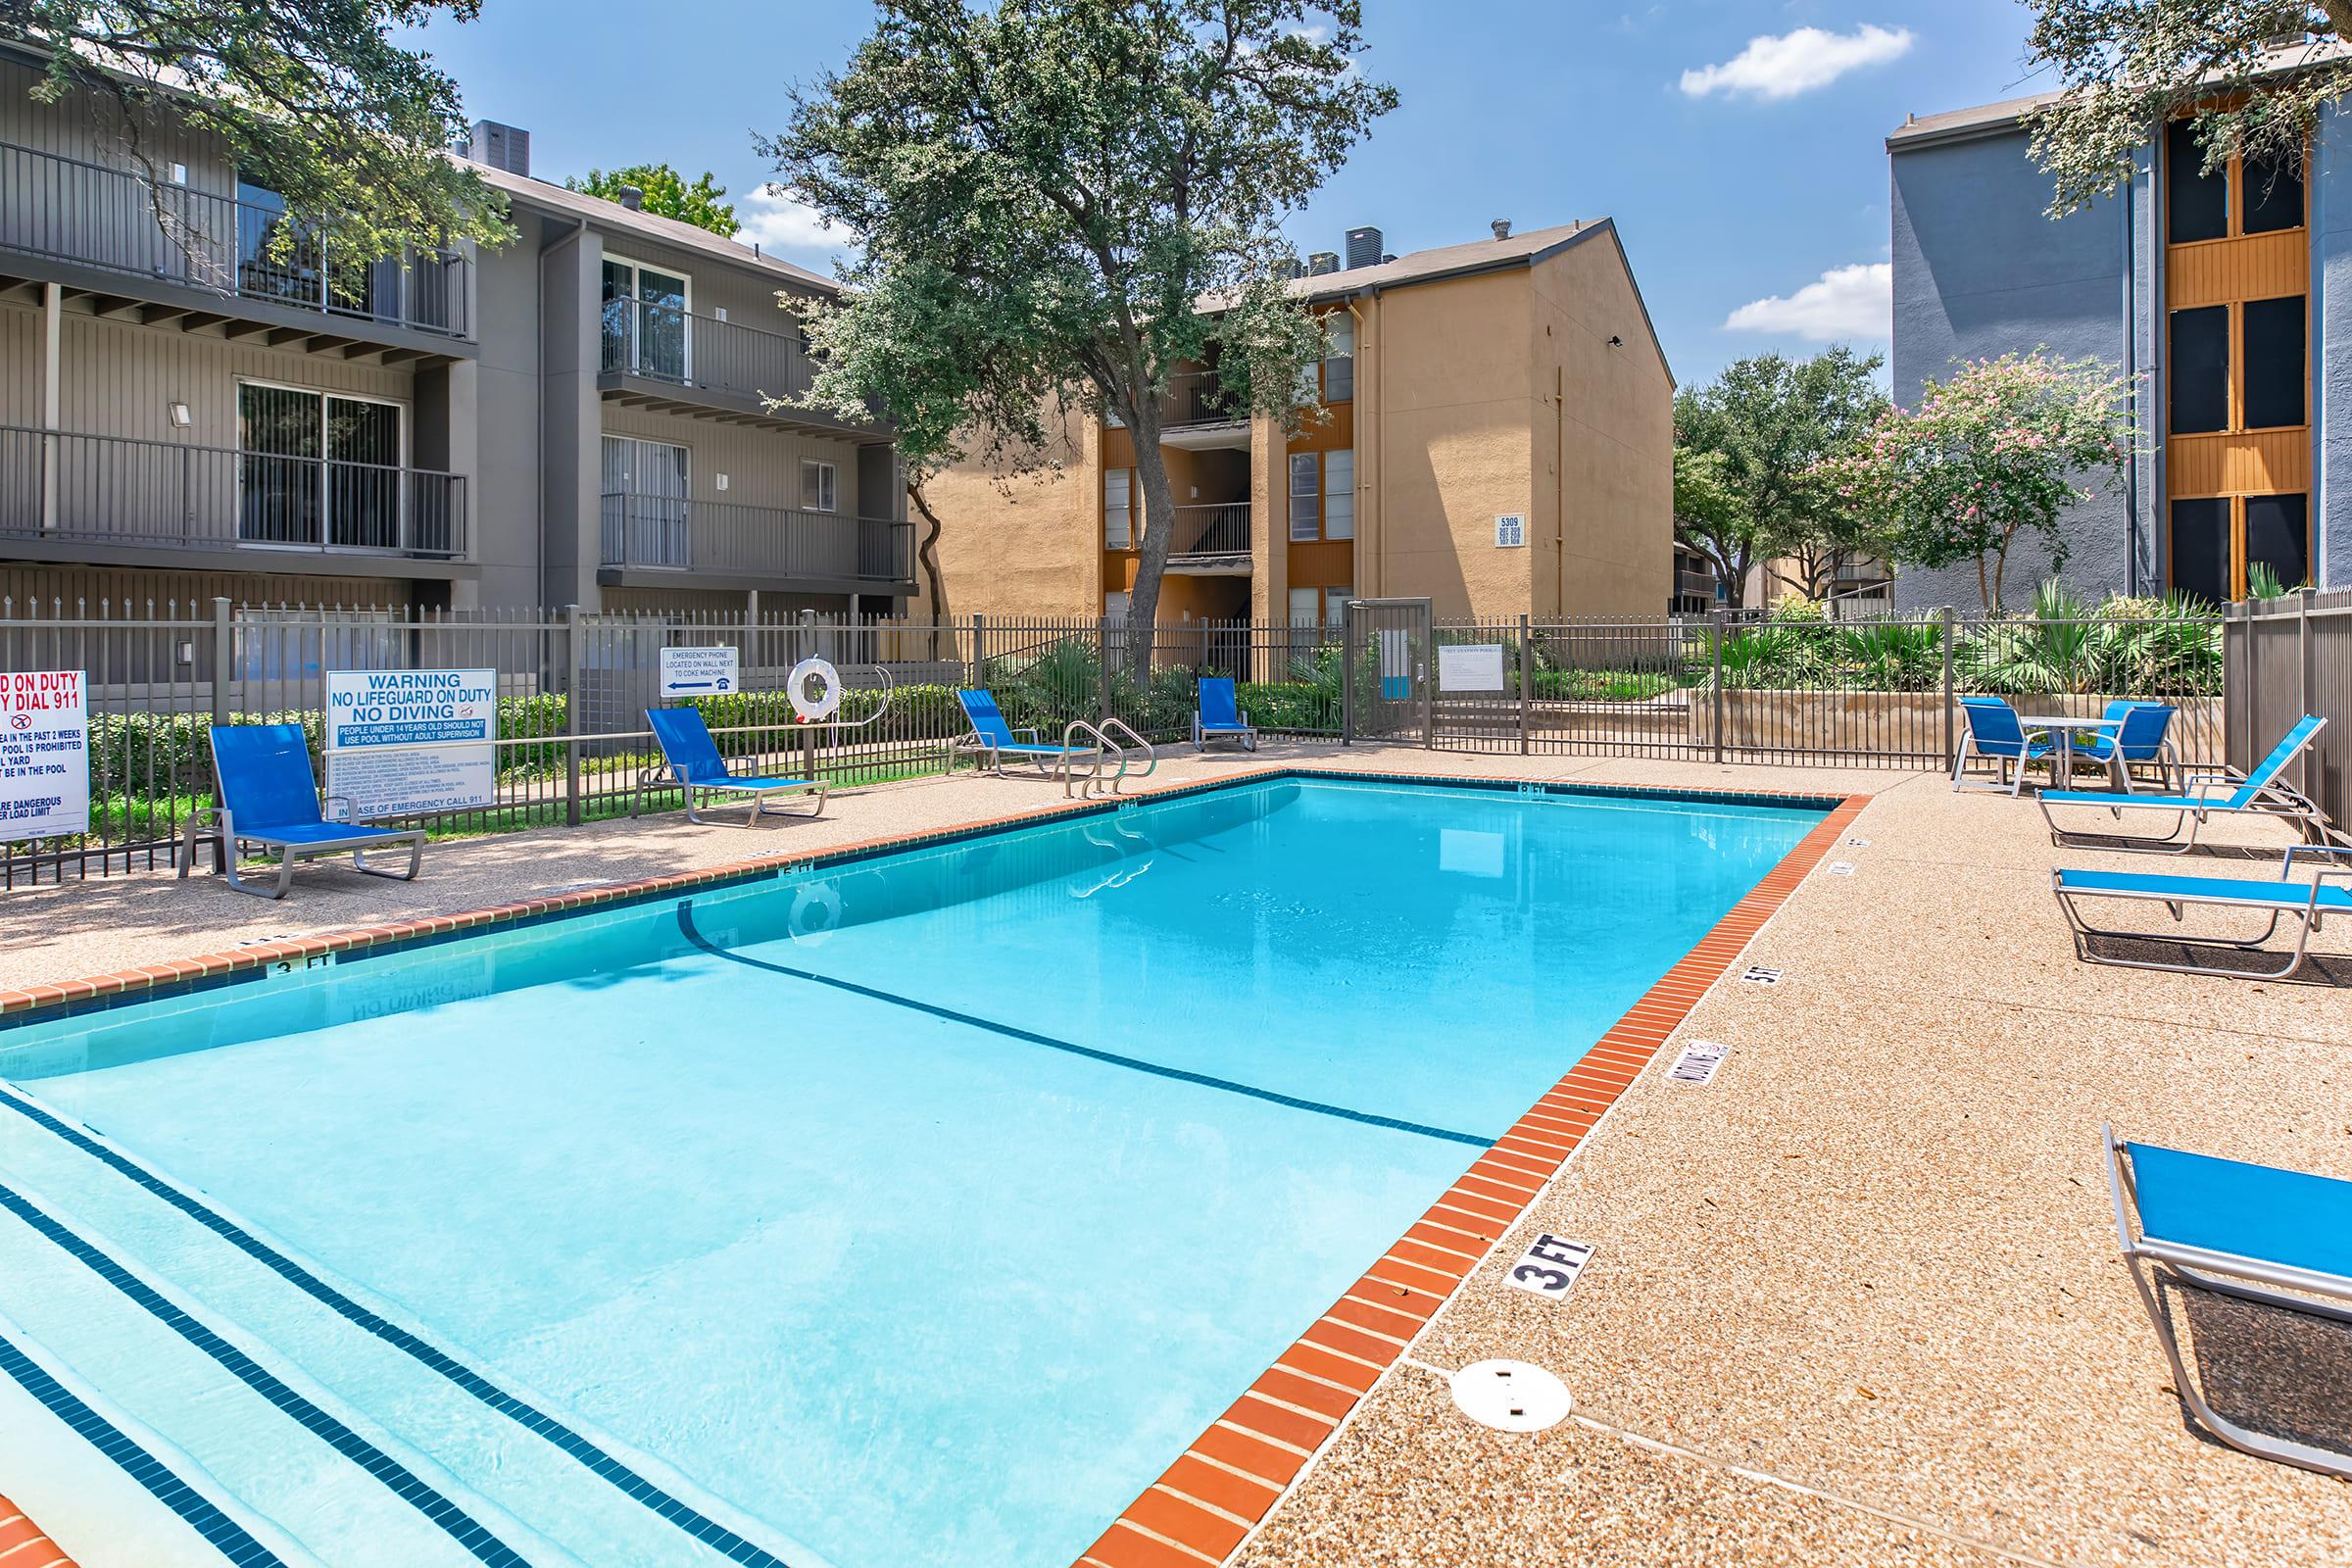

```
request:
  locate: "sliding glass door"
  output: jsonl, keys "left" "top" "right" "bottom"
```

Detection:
{"left": 237, "top": 383, "right": 405, "bottom": 549}
{"left": 601, "top": 259, "right": 691, "bottom": 382}
{"left": 600, "top": 435, "right": 691, "bottom": 567}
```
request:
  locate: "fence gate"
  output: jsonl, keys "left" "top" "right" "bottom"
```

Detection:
{"left": 1344, "top": 598, "right": 1433, "bottom": 746}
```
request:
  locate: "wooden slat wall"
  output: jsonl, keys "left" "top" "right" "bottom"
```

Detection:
{"left": 2165, "top": 230, "right": 2308, "bottom": 310}
{"left": 2166, "top": 428, "right": 2310, "bottom": 497}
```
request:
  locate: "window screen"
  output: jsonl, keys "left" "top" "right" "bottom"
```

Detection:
{"left": 1287, "top": 587, "right": 1320, "bottom": 626}
{"left": 1290, "top": 453, "right": 1319, "bottom": 541}
{"left": 2244, "top": 150, "right": 2305, "bottom": 234}
{"left": 1104, "top": 468, "right": 1132, "bottom": 548}
{"left": 1324, "top": 450, "right": 1354, "bottom": 539}
{"left": 2168, "top": 307, "right": 2229, "bottom": 434}
{"left": 1323, "top": 586, "right": 1351, "bottom": 625}
{"left": 2170, "top": 498, "right": 2231, "bottom": 604}
{"left": 801, "top": 460, "right": 836, "bottom": 513}
{"left": 2166, "top": 120, "right": 2228, "bottom": 244}
{"left": 2241, "top": 296, "right": 2305, "bottom": 429}
{"left": 2245, "top": 493, "right": 2309, "bottom": 588}
{"left": 1324, "top": 315, "right": 1353, "bottom": 403}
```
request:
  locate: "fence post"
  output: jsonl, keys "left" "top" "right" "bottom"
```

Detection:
{"left": 1708, "top": 607, "right": 1725, "bottom": 765}
{"left": 1517, "top": 612, "right": 1532, "bottom": 756}
{"left": 210, "top": 597, "right": 232, "bottom": 729}
{"left": 1940, "top": 605, "right": 1957, "bottom": 775}
{"left": 1098, "top": 615, "right": 1112, "bottom": 723}
{"left": 969, "top": 612, "right": 985, "bottom": 686}
{"left": 564, "top": 603, "right": 583, "bottom": 826}
{"left": 1340, "top": 601, "right": 1354, "bottom": 746}
{"left": 2298, "top": 586, "right": 2316, "bottom": 794}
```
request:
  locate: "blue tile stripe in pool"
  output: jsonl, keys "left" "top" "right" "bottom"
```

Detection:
{"left": 0, "top": 1327, "right": 288, "bottom": 1567}
{"left": 673, "top": 902, "right": 1494, "bottom": 1148}
{"left": 0, "top": 1087, "right": 795, "bottom": 1568}
{"left": 0, "top": 1179, "right": 526, "bottom": 1567}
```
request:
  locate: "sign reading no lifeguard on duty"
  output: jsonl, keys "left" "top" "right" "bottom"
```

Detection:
{"left": 324, "top": 668, "right": 499, "bottom": 818}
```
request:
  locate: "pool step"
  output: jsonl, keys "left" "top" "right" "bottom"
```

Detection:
{"left": 0, "top": 1089, "right": 800, "bottom": 1568}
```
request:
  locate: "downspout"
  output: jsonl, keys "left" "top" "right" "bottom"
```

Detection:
{"left": 2124, "top": 153, "right": 2139, "bottom": 598}
{"left": 1346, "top": 287, "right": 1378, "bottom": 598}
{"left": 539, "top": 216, "right": 589, "bottom": 605}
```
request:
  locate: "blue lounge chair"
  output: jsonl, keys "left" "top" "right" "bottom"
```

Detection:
{"left": 642, "top": 707, "right": 825, "bottom": 826}
{"left": 1193, "top": 676, "right": 1257, "bottom": 753}
{"left": 952, "top": 689, "right": 1102, "bottom": 783}
{"left": 178, "top": 723, "right": 424, "bottom": 899}
{"left": 2051, "top": 845, "right": 2352, "bottom": 978}
{"left": 2039, "top": 714, "right": 2328, "bottom": 853}
{"left": 2104, "top": 1126, "right": 2352, "bottom": 1478}
{"left": 1951, "top": 697, "right": 2054, "bottom": 796}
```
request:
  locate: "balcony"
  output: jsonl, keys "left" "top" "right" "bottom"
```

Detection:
{"left": 1167, "top": 502, "right": 1251, "bottom": 574}
{"left": 598, "top": 492, "right": 913, "bottom": 592}
{"left": 0, "top": 141, "right": 472, "bottom": 355}
{"left": 0, "top": 427, "right": 467, "bottom": 573}
{"left": 598, "top": 298, "right": 883, "bottom": 437}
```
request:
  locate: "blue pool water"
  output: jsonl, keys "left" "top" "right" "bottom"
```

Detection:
{"left": 0, "top": 777, "right": 1820, "bottom": 1568}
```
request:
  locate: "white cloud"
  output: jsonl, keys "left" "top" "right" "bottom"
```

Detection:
{"left": 1724, "top": 263, "right": 1890, "bottom": 342}
{"left": 736, "top": 184, "right": 854, "bottom": 266}
{"left": 1679, "top": 24, "right": 1913, "bottom": 101}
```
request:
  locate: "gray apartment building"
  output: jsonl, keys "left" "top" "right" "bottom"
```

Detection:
{"left": 1888, "top": 57, "right": 2349, "bottom": 609}
{"left": 0, "top": 43, "right": 911, "bottom": 615}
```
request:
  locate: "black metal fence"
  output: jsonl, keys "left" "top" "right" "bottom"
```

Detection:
{"left": 0, "top": 598, "right": 2246, "bottom": 886}
{"left": 2225, "top": 590, "right": 2350, "bottom": 835}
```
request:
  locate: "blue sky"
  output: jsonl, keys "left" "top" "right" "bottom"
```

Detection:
{"left": 410, "top": 1, "right": 2051, "bottom": 386}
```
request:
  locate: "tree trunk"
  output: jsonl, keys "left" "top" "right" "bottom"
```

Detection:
{"left": 906, "top": 478, "right": 948, "bottom": 659}
{"left": 1123, "top": 399, "right": 1182, "bottom": 683}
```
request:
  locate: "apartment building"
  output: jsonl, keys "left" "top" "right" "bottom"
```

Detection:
{"left": 1889, "top": 58, "right": 2348, "bottom": 607}
{"left": 920, "top": 220, "right": 1674, "bottom": 629}
{"left": 0, "top": 44, "right": 911, "bottom": 614}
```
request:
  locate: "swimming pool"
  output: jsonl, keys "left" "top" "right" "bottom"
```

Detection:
{"left": 0, "top": 774, "right": 1825, "bottom": 1568}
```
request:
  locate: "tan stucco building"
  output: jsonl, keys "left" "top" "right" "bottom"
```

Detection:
{"left": 916, "top": 220, "right": 1675, "bottom": 629}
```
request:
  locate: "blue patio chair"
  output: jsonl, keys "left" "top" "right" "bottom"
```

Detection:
{"left": 2079, "top": 700, "right": 2181, "bottom": 793}
{"left": 2039, "top": 714, "right": 2328, "bottom": 853}
{"left": 178, "top": 723, "right": 424, "bottom": 899}
{"left": 1951, "top": 697, "right": 2053, "bottom": 796}
{"left": 1192, "top": 676, "right": 1258, "bottom": 753}
{"left": 2104, "top": 1126, "right": 2352, "bottom": 1478}
{"left": 951, "top": 689, "right": 1102, "bottom": 783}
{"left": 641, "top": 707, "right": 825, "bottom": 826}
{"left": 2050, "top": 845, "right": 2352, "bottom": 978}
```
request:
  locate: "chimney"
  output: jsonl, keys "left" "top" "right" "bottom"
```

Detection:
{"left": 1307, "top": 250, "right": 1340, "bottom": 276}
{"left": 1345, "top": 225, "right": 1383, "bottom": 270}
{"left": 465, "top": 119, "right": 530, "bottom": 177}
{"left": 1491, "top": 219, "right": 1511, "bottom": 241}
{"left": 616, "top": 184, "right": 645, "bottom": 211}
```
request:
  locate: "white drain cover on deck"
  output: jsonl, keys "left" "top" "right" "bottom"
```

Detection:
{"left": 1449, "top": 1359, "right": 1572, "bottom": 1433}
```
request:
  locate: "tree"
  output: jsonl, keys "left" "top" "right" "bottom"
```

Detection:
{"left": 759, "top": 0, "right": 1396, "bottom": 672}
{"left": 4, "top": 0, "right": 512, "bottom": 259}
{"left": 1815, "top": 351, "right": 2135, "bottom": 613}
{"left": 2023, "top": 2, "right": 2352, "bottom": 217}
{"left": 565, "top": 165, "right": 739, "bottom": 237}
{"left": 1673, "top": 348, "right": 1888, "bottom": 609}
{"left": 1671, "top": 445, "right": 1749, "bottom": 608}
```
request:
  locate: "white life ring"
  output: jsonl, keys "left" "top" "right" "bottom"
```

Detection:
{"left": 787, "top": 657, "right": 842, "bottom": 723}
{"left": 789, "top": 879, "right": 842, "bottom": 943}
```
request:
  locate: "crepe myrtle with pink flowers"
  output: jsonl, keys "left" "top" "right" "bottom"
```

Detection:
{"left": 1816, "top": 351, "right": 2137, "bottom": 614}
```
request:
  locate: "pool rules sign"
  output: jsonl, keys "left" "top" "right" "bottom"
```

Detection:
{"left": 324, "top": 668, "right": 499, "bottom": 818}
{"left": 0, "top": 670, "right": 90, "bottom": 838}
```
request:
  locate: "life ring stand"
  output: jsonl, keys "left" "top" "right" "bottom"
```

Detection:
{"left": 788, "top": 657, "right": 842, "bottom": 723}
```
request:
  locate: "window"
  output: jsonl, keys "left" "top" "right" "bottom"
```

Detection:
{"left": 2170, "top": 498, "right": 2231, "bottom": 605}
{"left": 2245, "top": 493, "right": 2309, "bottom": 588}
{"left": 237, "top": 383, "right": 405, "bottom": 550}
{"left": 2244, "top": 149, "right": 2305, "bottom": 234}
{"left": 2171, "top": 493, "right": 2310, "bottom": 601}
{"left": 801, "top": 459, "right": 837, "bottom": 513}
{"left": 1104, "top": 467, "right": 1133, "bottom": 548}
{"left": 1323, "top": 586, "right": 1352, "bottom": 625}
{"left": 2168, "top": 306, "right": 2230, "bottom": 434}
{"left": 1287, "top": 587, "right": 1320, "bottom": 625}
{"left": 2242, "top": 296, "right": 2306, "bottom": 429}
{"left": 2166, "top": 120, "right": 2229, "bottom": 244}
{"left": 1324, "top": 314, "right": 1354, "bottom": 402}
{"left": 1324, "top": 449, "right": 1354, "bottom": 539}
{"left": 601, "top": 436, "right": 690, "bottom": 567}
{"left": 602, "top": 258, "right": 691, "bottom": 381}
{"left": 1290, "top": 452, "right": 1320, "bottom": 541}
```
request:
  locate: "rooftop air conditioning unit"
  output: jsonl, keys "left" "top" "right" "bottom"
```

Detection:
{"left": 466, "top": 120, "right": 531, "bottom": 177}
{"left": 1307, "top": 251, "right": 1340, "bottom": 275}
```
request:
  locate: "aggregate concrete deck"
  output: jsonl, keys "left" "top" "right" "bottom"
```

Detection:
{"left": 3, "top": 746, "right": 2347, "bottom": 1568}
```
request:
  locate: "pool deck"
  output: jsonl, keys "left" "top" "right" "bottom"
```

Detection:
{"left": 4, "top": 745, "right": 2350, "bottom": 1568}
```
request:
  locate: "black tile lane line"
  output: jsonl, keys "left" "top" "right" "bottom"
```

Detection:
{"left": 0, "top": 1179, "right": 527, "bottom": 1567}
{"left": 673, "top": 902, "right": 1493, "bottom": 1149}
{"left": 0, "top": 1327, "right": 289, "bottom": 1568}
{"left": 0, "top": 1085, "right": 798, "bottom": 1568}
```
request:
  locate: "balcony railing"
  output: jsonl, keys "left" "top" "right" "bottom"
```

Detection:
{"left": 1163, "top": 370, "right": 1243, "bottom": 427}
{"left": 0, "top": 141, "right": 471, "bottom": 339}
{"left": 1676, "top": 568, "right": 1719, "bottom": 600}
{"left": 0, "top": 427, "right": 466, "bottom": 558}
{"left": 1168, "top": 502, "right": 1251, "bottom": 560}
{"left": 600, "top": 492, "right": 911, "bottom": 584}
{"left": 599, "top": 297, "right": 818, "bottom": 408}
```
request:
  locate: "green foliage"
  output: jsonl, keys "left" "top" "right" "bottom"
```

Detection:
{"left": 2021, "top": 2, "right": 2351, "bottom": 218}
{"left": 564, "top": 165, "right": 740, "bottom": 236}
{"left": 2245, "top": 561, "right": 2295, "bottom": 600}
{"left": 15, "top": 1, "right": 513, "bottom": 258}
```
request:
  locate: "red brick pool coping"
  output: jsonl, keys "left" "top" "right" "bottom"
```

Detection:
{"left": 0, "top": 765, "right": 1867, "bottom": 1567}
{"left": 1074, "top": 790, "right": 1871, "bottom": 1568}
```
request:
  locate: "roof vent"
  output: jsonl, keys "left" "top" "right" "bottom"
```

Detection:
{"left": 465, "top": 120, "right": 530, "bottom": 177}
{"left": 615, "top": 184, "right": 644, "bottom": 212}
{"left": 1345, "top": 225, "right": 1383, "bottom": 270}
{"left": 1307, "top": 251, "right": 1340, "bottom": 276}
{"left": 1491, "top": 219, "right": 1511, "bottom": 241}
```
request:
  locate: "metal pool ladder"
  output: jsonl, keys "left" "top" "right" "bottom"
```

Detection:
{"left": 1060, "top": 718, "right": 1157, "bottom": 799}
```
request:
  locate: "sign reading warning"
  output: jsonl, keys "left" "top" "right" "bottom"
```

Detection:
{"left": 0, "top": 669, "right": 90, "bottom": 839}
{"left": 323, "top": 668, "right": 498, "bottom": 816}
